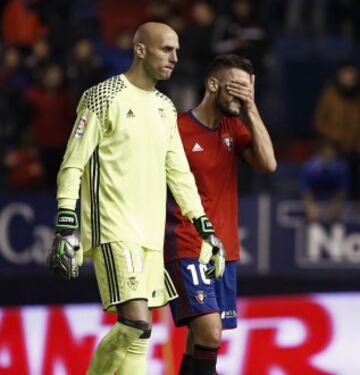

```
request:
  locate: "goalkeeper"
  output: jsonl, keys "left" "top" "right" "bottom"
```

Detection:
{"left": 47, "top": 22, "right": 225, "bottom": 375}
{"left": 164, "top": 54, "right": 277, "bottom": 375}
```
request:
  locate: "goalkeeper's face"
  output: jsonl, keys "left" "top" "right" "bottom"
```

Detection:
{"left": 143, "top": 29, "right": 179, "bottom": 81}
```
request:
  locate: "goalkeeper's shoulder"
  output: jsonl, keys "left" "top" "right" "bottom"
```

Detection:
{"left": 154, "top": 89, "right": 177, "bottom": 119}
{"left": 77, "top": 75, "right": 128, "bottom": 117}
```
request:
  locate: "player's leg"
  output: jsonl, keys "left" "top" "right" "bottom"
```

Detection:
{"left": 188, "top": 313, "right": 222, "bottom": 375}
{"left": 166, "top": 258, "right": 221, "bottom": 375}
{"left": 179, "top": 330, "right": 194, "bottom": 374}
{"left": 115, "top": 301, "right": 152, "bottom": 375}
{"left": 185, "top": 261, "right": 238, "bottom": 375}
{"left": 117, "top": 248, "right": 177, "bottom": 375}
{"left": 214, "top": 261, "right": 238, "bottom": 331}
{"left": 87, "top": 242, "right": 152, "bottom": 375}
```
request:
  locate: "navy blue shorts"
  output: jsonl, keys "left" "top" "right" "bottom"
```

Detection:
{"left": 166, "top": 258, "right": 237, "bottom": 329}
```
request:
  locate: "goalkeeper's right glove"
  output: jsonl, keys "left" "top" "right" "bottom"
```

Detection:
{"left": 47, "top": 209, "right": 83, "bottom": 280}
{"left": 192, "top": 215, "right": 226, "bottom": 279}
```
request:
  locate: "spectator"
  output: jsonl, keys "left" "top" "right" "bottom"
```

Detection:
{"left": 25, "top": 64, "right": 73, "bottom": 186}
{"left": 285, "top": 0, "right": 327, "bottom": 35}
{"left": 66, "top": 37, "right": 104, "bottom": 103}
{"left": 35, "top": 0, "right": 72, "bottom": 56}
{"left": 0, "top": 45, "right": 29, "bottom": 90}
{"left": 100, "top": 29, "right": 133, "bottom": 78}
{"left": 2, "top": 140, "right": 44, "bottom": 190}
{"left": 300, "top": 139, "right": 350, "bottom": 223}
{"left": 159, "top": 1, "right": 217, "bottom": 112}
{"left": 212, "top": 0, "right": 269, "bottom": 91}
{"left": 0, "top": 46, "right": 30, "bottom": 150}
{"left": 2, "top": 0, "right": 47, "bottom": 48}
{"left": 145, "top": 0, "right": 175, "bottom": 23}
{"left": 314, "top": 63, "right": 360, "bottom": 201}
{"left": 25, "top": 37, "right": 53, "bottom": 84}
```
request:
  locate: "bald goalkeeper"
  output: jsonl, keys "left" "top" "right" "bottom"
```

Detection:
{"left": 47, "top": 22, "right": 225, "bottom": 374}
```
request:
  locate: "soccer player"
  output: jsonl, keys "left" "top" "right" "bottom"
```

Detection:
{"left": 46, "top": 22, "right": 226, "bottom": 375}
{"left": 165, "top": 54, "right": 277, "bottom": 375}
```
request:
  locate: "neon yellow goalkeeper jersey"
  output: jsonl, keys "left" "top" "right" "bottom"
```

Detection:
{"left": 57, "top": 74, "right": 204, "bottom": 253}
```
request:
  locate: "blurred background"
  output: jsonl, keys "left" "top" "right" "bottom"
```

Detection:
{"left": 1, "top": 0, "right": 360, "bottom": 374}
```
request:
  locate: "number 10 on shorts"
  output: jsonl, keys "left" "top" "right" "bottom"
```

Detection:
{"left": 186, "top": 263, "right": 211, "bottom": 285}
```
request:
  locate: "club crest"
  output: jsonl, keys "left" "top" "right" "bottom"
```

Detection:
{"left": 158, "top": 108, "right": 166, "bottom": 118}
{"left": 195, "top": 291, "right": 206, "bottom": 304}
{"left": 222, "top": 135, "right": 233, "bottom": 151}
{"left": 127, "top": 276, "right": 138, "bottom": 291}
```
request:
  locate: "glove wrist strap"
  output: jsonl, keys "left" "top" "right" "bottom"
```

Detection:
{"left": 193, "top": 215, "right": 214, "bottom": 240}
{"left": 56, "top": 210, "right": 79, "bottom": 232}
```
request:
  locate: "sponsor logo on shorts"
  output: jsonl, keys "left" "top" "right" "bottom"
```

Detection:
{"left": 127, "top": 276, "right": 138, "bottom": 291}
{"left": 221, "top": 310, "right": 237, "bottom": 319}
{"left": 152, "top": 289, "right": 164, "bottom": 298}
{"left": 195, "top": 291, "right": 206, "bottom": 304}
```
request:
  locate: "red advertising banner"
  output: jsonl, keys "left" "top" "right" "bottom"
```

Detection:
{"left": 1, "top": 293, "right": 360, "bottom": 374}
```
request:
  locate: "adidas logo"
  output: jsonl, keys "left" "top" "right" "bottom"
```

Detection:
{"left": 192, "top": 143, "right": 204, "bottom": 152}
{"left": 126, "top": 109, "right": 135, "bottom": 118}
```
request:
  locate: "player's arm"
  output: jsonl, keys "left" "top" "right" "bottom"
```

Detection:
{"left": 166, "top": 117, "right": 225, "bottom": 278}
{"left": 48, "top": 94, "right": 105, "bottom": 279}
{"left": 226, "top": 75, "right": 277, "bottom": 173}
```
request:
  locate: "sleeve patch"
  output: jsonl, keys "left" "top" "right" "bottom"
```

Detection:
{"left": 73, "top": 116, "right": 88, "bottom": 138}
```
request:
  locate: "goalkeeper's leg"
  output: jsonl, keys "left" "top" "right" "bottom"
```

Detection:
{"left": 116, "top": 307, "right": 152, "bottom": 374}
{"left": 87, "top": 300, "right": 151, "bottom": 375}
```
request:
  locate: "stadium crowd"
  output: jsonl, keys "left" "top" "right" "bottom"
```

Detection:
{"left": 0, "top": 0, "right": 360, "bottom": 203}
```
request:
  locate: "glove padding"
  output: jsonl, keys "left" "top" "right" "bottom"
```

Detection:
{"left": 193, "top": 216, "right": 226, "bottom": 279}
{"left": 48, "top": 232, "right": 83, "bottom": 280}
{"left": 47, "top": 210, "right": 83, "bottom": 280}
{"left": 199, "top": 234, "right": 226, "bottom": 279}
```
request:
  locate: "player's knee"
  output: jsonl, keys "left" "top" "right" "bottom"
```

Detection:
{"left": 127, "top": 336, "right": 150, "bottom": 356}
{"left": 118, "top": 317, "right": 152, "bottom": 338}
{"left": 194, "top": 326, "right": 222, "bottom": 348}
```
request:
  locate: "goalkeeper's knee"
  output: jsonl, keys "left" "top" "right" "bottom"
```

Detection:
{"left": 118, "top": 317, "right": 152, "bottom": 339}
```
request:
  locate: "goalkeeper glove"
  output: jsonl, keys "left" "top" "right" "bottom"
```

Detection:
{"left": 192, "top": 215, "right": 226, "bottom": 279}
{"left": 47, "top": 209, "right": 83, "bottom": 280}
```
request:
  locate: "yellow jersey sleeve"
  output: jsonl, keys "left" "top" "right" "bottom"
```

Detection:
{"left": 57, "top": 92, "right": 104, "bottom": 209}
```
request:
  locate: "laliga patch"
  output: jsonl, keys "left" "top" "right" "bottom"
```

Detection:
{"left": 127, "top": 276, "right": 139, "bottom": 291}
{"left": 74, "top": 116, "right": 88, "bottom": 138}
{"left": 222, "top": 135, "right": 234, "bottom": 151}
{"left": 195, "top": 291, "right": 207, "bottom": 304}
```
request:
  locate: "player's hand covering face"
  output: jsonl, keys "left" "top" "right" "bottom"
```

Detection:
{"left": 216, "top": 68, "right": 255, "bottom": 117}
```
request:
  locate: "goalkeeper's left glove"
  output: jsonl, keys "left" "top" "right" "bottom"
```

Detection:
{"left": 192, "top": 215, "right": 226, "bottom": 279}
{"left": 47, "top": 209, "right": 83, "bottom": 280}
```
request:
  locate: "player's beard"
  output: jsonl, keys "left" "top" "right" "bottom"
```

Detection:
{"left": 216, "top": 95, "right": 240, "bottom": 117}
{"left": 215, "top": 86, "right": 241, "bottom": 117}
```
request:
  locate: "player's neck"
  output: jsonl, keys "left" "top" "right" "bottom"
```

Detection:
{"left": 192, "top": 101, "right": 222, "bottom": 130}
{"left": 124, "top": 66, "right": 157, "bottom": 92}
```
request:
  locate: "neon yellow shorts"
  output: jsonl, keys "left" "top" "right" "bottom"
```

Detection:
{"left": 91, "top": 241, "right": 178, "bottom": 311}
